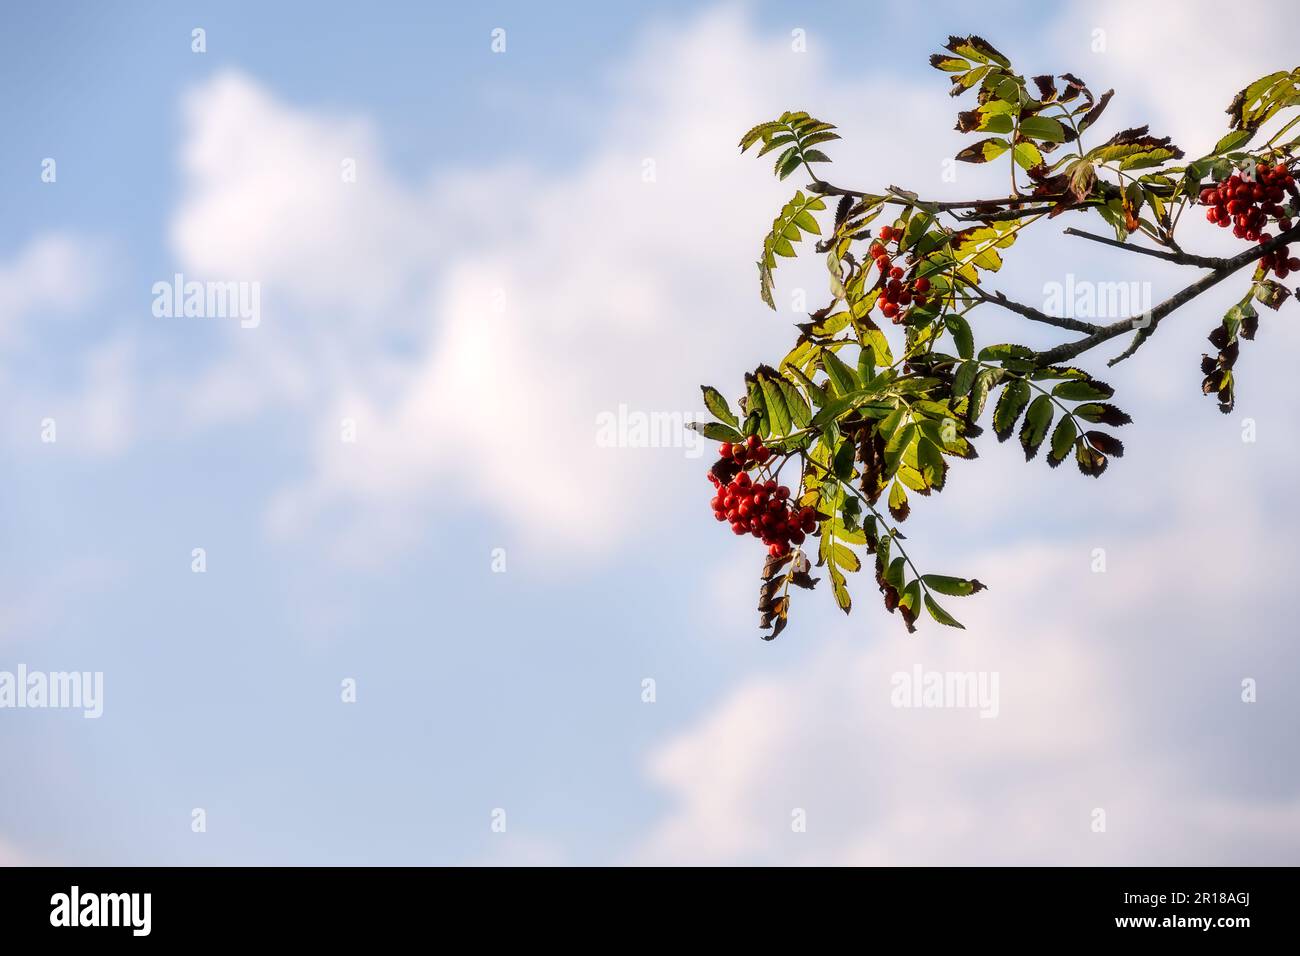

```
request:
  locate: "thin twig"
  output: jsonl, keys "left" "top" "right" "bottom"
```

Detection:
{"left": 1062, "top": 227, "right": 1225, "bottom": 268}
{"left": 1033, "top": 223, "right": 1300, "bottom": 367}
{"left": 968, "top": 287, "right": 1102, "bottom": 334}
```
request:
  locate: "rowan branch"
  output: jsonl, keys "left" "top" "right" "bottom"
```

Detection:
{"left": 1062, "top": 227, "right": 1225, "bottom": 268}
{"left": 968, "top": 287, "right": 1102, "bottom": 334}
{"left": 808, "top": 179, "right": 1070, "bottom": 215}
{"left": 1033, "top": 223, "right": 1300, "bottom": 367}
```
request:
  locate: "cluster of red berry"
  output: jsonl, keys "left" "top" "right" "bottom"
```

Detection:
{"left": 708, "top": 438, "right": 819, "bottom": 557}
{"left": 1201, "top": 163, "right": 1300, "bottom": 278}
{"left": 867, "top": 226, "right": 931, "bottom": 323}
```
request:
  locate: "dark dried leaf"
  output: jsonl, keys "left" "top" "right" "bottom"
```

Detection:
{"left": 1085, "top": 431, "right": 1125, "bottom": 458}
{"left": 1032, "top": 74, "right": 1057, "bottom": 101}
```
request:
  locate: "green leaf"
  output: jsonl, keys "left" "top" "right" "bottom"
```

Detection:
{"left": 1047, "top": 414, "right": 1077, "bottom": 468}
{"left": 930, "top": 54, "right": 970, "bottom": 72}
{"left": 758, "top": 375, "right": 792, "bottom": 436}
{"left": 943, "top": 35, "right": 1011, "bottom": 69}
{"left": 832, "top": 543, "right": 861, "bottom": 573}
{"left": 967, "top": 368, "right": 995, "bottom": 422}
{"left": 1213, "top": 128, "right": 1254, "bottom": 154}
{"left": 978, "top": 343, "right": 1035, "bottom": 363}
{"left": 821, "top": 349, "right": 859, "bottom": 396}
{"left": 701, "top": 385, "right": 738, "bottom": 428}
{"left": 992, "top": 379, "right": 1031, "bottom": 442}
{"left": 820, "top": 520, "right": 852, "bottom": 614}
{"left": 1019, "top": 115, "right": 1067, "bottom": 143}
{"left": 1013, "top": 141, "right": 1044, "bottom": 170}
{"left": 953, "top": 360, "right": 978, "bottom": 397}
{"left": 1053, "top": 379, "right": 1114, "bottom": 401}
{"left": 758, "top": 190, "right": 827, "bottom": 309}
{"left": 945, "top": 314, "right": 974, "bottom": 359}
{"left": 693, "top": 421, "right": 742, "bottom": 442}
{"left": 1018, "top": 394, "right": 1054, "bottom": 461}
{"left": 924, "top": 593, "right": 966, "bottom": 629}
{"left": 899, "top": 580, "right": 923, "bottom": 633}
{"left": 1073, "top": 402, "right": 1132, "bottom": 426}
{"left": 888, "top": 479, "right": 910, "bottom": 522}
{"left": 921, "top": 574, "right": 987, "bottom": 597}
{"left": 955, "top": 137, "right": 1011, "bottom": 163}
{"left": 916, "top": 437, "right": 948, "bottom": 491}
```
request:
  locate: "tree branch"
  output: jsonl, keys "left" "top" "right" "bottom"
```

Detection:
{"left": 807, "top": 179, "right": 1071, "bottom": 217}
{"left": 1033, "top": 223, "right": 1300, "bottom": 367}
{"left": 969, "top": 287, "right": 1102, "bottom": 334}
{"left": 1062, "top": 227, "right": 1225, "bottom": 268}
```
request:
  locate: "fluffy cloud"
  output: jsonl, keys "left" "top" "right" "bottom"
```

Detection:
{"left": 636, "top": 459, "right": 1300, "bottom": 865}
{"left": 166, "top": 6, "right": 967, "bottom": 555}
{"left": 0, "top": 235, "right": 138, "bottom": 455}
{"left": 0, "top": 233, "right": 103, "bottom": 345}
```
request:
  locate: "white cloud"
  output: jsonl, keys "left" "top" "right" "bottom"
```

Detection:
{"left": 166, "top": 5, "right": 994, "bottom": 556}
{"left": 1049, "top": 0, "right": 1300, "bottom": 156}
{"left": 635, "top": 480, "right": 1300, "bottom": 864}
{"left": 0, "top": 233, "right": 103, "bottom": 345}
{"left": 0, "top": 236, "right": 138, "bottom": 455}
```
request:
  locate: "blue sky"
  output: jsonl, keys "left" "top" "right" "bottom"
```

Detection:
{"left": 2, "top": 0, "right": 1299, "bottom": 865}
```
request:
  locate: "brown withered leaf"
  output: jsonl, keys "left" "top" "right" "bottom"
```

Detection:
{"left": 1098, "top": 125, "right": 1185, "bottom": 161}
{"left": 955, "top": 109, "right": 981, "bottom": 134}
{"left": 899, "top": 602, "right": 918, "bottom": 634}
{"left": 762, "top": 550, "right": 794, "bottom": 579}
{"left": 1079, "top": 89, "right": 1114, "bottom": 131}
{"left": 1059, "top": 72, "right": 1090, "bottom": 104}
{"left": 710, "top": 458, "right": 740, "bottom": 485}
{"left": 1075, "top": 441, "right": 1108, "bottom": 477}
{"left": 834, "top": 194, "right": 852, "bottom": 228}
{"left": 791, "top": 571, "right": 819, "bottom": 590}
{"left": 1084, "top": 431, "right": 1124, "bottom": 458}
{"left": 1254, "top": 279, "right": 1290, "bottom": 311}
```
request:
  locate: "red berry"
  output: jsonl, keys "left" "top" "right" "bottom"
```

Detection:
{"left": 754, "top": 446, "right": 771, "bottom": 463}
{"left": 913, "top": 277, "right": 931, "bottom": 293}
{"left": 775, "top": 485, "right": 789, "bottom": 500}
{"left": 881, "top": 302, "right": 899, "bottom": 318}
{"left": 889, "top": 266, "right": 903, "bottom": 279}
{"left": 718, "top": 442, "right": 732, "bottom": 458}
